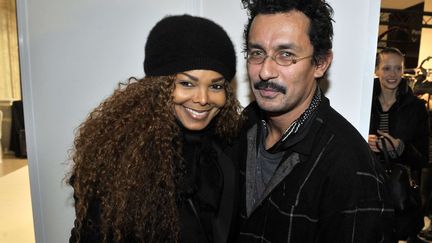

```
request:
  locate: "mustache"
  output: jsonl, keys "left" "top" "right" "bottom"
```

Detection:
{"left": 253, "top": 81, "right": 286, "bottom": 94}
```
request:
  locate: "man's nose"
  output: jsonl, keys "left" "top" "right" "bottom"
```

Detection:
{"left": 259, "top": 57, "right": 278, "bottom": 81}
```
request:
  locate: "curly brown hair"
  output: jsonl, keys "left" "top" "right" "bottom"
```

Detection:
{"left": 68, "top": 75, "right": 243, "bottom": 242}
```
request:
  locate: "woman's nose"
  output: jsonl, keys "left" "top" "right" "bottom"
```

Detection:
{"left": 193, "top": 88, "right": 208, "bottom": 105}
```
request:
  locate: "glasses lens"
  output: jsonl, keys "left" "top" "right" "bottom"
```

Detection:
{"left": 247, "top": 54, "right": 264, "bottom": 64}
{"left": 276, "top": 57, "right": 292, "bottom": 66}
{"left": 275, "top": 53, "right": 294, "bottom": 66}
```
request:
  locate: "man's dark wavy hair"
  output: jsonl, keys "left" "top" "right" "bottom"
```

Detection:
{"left": 242, "top": 0, "right": 334, "bottom": 65}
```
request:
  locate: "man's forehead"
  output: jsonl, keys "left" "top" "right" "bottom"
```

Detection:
{"left": 248, "top": 42, "right": 301, "bottom": 52}
{"left": 248, "top": 13, "right": 311, "bottom": 52}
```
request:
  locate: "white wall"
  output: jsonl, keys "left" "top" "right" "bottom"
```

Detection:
{"left": 326, "top": 0, "right": 381, "bottom": 137}
{"left": 16, "top": 0, "right": 380, "bottom": 242}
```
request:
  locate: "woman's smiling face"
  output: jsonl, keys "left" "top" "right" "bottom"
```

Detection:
{"left": 172, "top": 69, "right": 227, "bottom": 131}
{"left": 375, "top": 52, "right": 404, "bottom": 92}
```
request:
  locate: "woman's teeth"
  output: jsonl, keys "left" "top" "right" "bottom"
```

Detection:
{"left": 186, "top": 107, "right": 208, "bottom": 119}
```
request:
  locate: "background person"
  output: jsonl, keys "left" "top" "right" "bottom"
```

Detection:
{"left": 369, "top": 47, "right": 429, "bottom": 242}
{"left": 67, "top": 14, "right": 243, "bottom": 243}
{"left": 236, "top": 0, "right": 395, "bottom": 242}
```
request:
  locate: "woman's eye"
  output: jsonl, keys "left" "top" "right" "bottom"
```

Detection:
{"left": 210, "top": 83, "right": 225, "bottom": 90}
{"left": 178, "top": 81, "right": 194, "bottom": 87}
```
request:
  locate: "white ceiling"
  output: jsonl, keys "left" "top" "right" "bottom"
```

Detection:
{"left": 381, "top": 0, "right": 424, "bottom": 9}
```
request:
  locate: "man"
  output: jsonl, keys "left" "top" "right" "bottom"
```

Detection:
{"left": 237, "top": 0, "right": 394, "bottom": 242}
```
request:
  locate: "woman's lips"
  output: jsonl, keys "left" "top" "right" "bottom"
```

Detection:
{"left": 185, "top": 107, "right": 210, "bottom": 119}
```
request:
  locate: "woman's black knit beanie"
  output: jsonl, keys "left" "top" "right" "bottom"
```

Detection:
{"left": 144, "top": 14, "right": 236, "bottom": 81}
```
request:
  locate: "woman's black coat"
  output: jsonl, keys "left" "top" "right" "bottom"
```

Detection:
{"left": 369, "top": 78, "right": 429, "bottom": 170}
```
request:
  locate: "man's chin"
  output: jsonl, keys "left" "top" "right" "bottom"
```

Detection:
{"left": 256, "top": 100, "right": 291, "bottom": 117}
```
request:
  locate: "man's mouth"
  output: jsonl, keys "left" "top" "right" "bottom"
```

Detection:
{"left": 254, "top": 81, "right": 286, "bottom": 94}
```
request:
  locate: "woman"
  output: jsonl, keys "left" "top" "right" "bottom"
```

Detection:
{"left": 368, "top": 47, "right": 429, "bottom": 242}
{"left": 68, "top": 15, "right": 243, "bottom": 243}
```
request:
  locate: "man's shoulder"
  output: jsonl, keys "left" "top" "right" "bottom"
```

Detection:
{"left": 242, "top": 102, "right": 261, "bottom": 129}
{"left": 318, "top": 99, "right": 365, "bottom": 145}
{"left": 316, "top": 100, "right": 376, "bottom": 169}
{"left": 243, "top": 101, "right": 260, "bottom": 117}
{"left": 317, "top": 104, "right": 385, "bottom": 191}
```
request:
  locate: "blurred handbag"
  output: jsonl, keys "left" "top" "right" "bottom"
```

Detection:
{"left": 378, "top": 136, "right": 423, "bottom": 239}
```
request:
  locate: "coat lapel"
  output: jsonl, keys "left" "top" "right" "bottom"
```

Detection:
{"left": 211, "top": 141, "right": 236, "bottom": 243}
{"left": 245, "top": 124, "right": 302, "bottom": 216}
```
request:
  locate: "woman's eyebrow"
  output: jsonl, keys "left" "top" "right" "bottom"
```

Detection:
{"left": 179, "top": 72, "right": 225, "bottom": 83}
{"left": 211, "top": 77, "right": 225, "bottom": 83}
{"left": 178, "top": 72, "right": 198, "bottom": 81}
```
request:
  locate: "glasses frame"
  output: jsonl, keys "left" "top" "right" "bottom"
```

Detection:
{"left": 245, "top": 51, "right": 313, "bottom": 66}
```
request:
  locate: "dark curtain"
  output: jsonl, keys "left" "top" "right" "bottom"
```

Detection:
{"left": 9, "top": 100, "right": 26, "bottom": 158}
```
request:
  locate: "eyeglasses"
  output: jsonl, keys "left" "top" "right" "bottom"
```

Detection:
{"left": 245, "top": 50, "right": 313, "bottom": 66}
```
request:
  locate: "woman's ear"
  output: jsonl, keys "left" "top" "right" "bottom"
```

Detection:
{"left": 374, "top": 66, "right": 380, "bottom": 77}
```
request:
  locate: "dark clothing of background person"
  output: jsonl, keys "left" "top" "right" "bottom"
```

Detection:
{"left": 70, "top": 128, "right": 239, "bottom": 243}
{"left": 236, "top": 93, "right": 395, "bottom": 243}
{"left": 369, "top": 78, "right": 429, "bottom": 170}
{"left": 369, "top": 77, "right": 429, "bottom": 240}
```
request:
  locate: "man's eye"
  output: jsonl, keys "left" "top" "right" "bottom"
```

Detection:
{"left": 249, "top": 50, "right": 265, "bottom": 57}
{"left": 278, "top": 51, "right": 294, "bottom": 59}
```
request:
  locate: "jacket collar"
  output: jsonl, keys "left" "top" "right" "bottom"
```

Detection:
{"left": 244, "top": 99, "right": 329, "bottom": 216}
{"left": 245, "top": 90, "right": 328, "bottom": 157}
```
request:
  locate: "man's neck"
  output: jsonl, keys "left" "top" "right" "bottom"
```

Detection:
{"left": 264, "top": 91, "right": 316, "bottom": 150}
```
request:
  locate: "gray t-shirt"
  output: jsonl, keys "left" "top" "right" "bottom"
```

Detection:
{"left": 253, "top": 126, "right": 284, "bottom": 202}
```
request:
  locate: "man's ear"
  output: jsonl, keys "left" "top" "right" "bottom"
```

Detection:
{"left": 314, "top": 51, "right": 333, "bottom": 79}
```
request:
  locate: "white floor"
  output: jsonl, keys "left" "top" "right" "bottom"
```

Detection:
{"left": 0, "top": 154, "right": 35, "bottom": 243}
